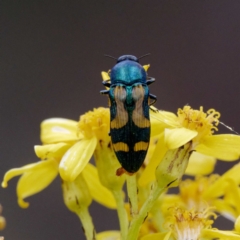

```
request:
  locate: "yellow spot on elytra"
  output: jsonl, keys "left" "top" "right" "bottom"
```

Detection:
{"left": 113, "top": 142, "right": 129, "bottom": 152}
{"left": 132, "top": 85, "right": 150, "bottom": 128}
{"left": 111, "top": 86, "right": 128, "bottom": 129}
{"left": 134, "top": 141, "right": 149, "bottom": 151}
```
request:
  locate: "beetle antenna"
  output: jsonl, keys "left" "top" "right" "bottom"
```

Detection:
{"left": 138, "top": 53, "right": 151, "bottom": 61}
{"left": 104, "top": 54, "right": 117, "bottom": 60}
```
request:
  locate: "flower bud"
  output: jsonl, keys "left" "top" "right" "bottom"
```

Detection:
{"left": 94, "top": 144, "right": 125, "bottom": 191}
{"left": 155, "top": 142, "right": 192, "bottom": 189}
{"left": 62, "top": 174, "right": 92, "bottom": 213}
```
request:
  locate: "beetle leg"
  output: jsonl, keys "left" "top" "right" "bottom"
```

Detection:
{"left": 148, "top": 93, "right": 157, "bottom": 105}
{"left": 146, "top": 77, "right": 155, "bottom": 85}
{"left": 102, "top": 80, "right": 111, "bottom": 87}
{"left": 100, "top": 89, "right": 109, "bottom": 95}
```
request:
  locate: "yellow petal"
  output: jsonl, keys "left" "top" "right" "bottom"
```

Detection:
{"left": 212, "top": 178, "right": 240, "bottom": 222}
{"left": 165, "top": 128, "right": 197, "bottom": 149}
{"left": 41, "top": 118, "right": 80, "bottom": 144}
{"left": 97, "top": 230, "right": 120, "bottom": 240}
{"left": 213, "top": 198, "right": 237, "bottom": 221}
{"left": 82, "top": 163, "right": 117, "bottom": 209}
{"left": 196, "top": 134, "right": 240, "bottom": 161}
{"left": 2, "top": 162, "right": 39, "bottom": 188}
{"left": 139, "top": 134, "right": 167, "bottom": 186}
{"left": 34, "top": 143, "right": 71, "bottom": 159}
{"left": 150, "top": 117, "right": 168, "bottom": 138}
{"left": 235, "top": 215, "right": 240, "bottom": 233}
{"left": 59, "top": 137, "right": 97, "bottom": 181}
{"left": 143, "top": 64, "right": 150, "bottom": 72}
{"left": 221, "top": 178, "right": 240, "bottom": 218}
{"left": 185, "top": 152, "right": 216, "bottom": 175}
{"left": 201, "top": 229, "right": 240, "bottom": 239}
{"left": 1, "top": 159, "right": 58, "bottom": 208}
{"left": 150, "top": 109, "right": 180, "bottom": 131}
{"left": 17, "top": 159, "right": 58, "bottom": 208}
{"left": 144, "top": 135, "right": 160, "bottom": 165}
{"left": 204, "top": 163, "right": 240, "bottom": 199}
{"left": 101, "top": 71, "right": 110, "bottom": 81}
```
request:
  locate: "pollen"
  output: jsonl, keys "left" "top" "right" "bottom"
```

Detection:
{"left": 166, "top": 207, "right": 215, "bottom": 240}
{"left": 78, "top": 108, "right": 110, "bottom": 140}
{"left": 177, "top": 106, "right": 220, "bottom": 142}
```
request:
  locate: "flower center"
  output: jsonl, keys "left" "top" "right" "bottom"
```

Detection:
{"left": 78, "top": 108, "right": 110, "bottom": 140}
{"left": 177, "top": 106, "right": 220, "bottom": 143}
{"left": 179, "top": 175, "right": 219, "bottom": 211}
{"left": 166, "top": 207, "right": 214, "bottom": 240}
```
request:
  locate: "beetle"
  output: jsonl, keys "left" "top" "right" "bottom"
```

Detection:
{"left": 101, "top": 54, "right": 157, "bottom": 174}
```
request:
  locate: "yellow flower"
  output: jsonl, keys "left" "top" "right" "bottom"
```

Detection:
{"left": 141, "top": 207, "right": 240, "bottom": 240}
{"left": 2, "top": 110, "right": 117, "bottom": 209}
{"left": 1, "top": 157, "right": 59, "bottom": 208}
{"left": 203, "top": 163, "right": 240, "bottom": 220}
{"left": 140, "top": 106, "right": 240, "bottom": 185}
{"left": 165, "top": 207, "right": 215, "bottom": 240}
{"left": 161, "top": 163, "right": 240, "bottom": 222}
{"left": 59, "top": 108, "right": 112, "bottom": 181}
{"left": 152, "top": 106, "right": 240, "bottom": 159}
{"left": 76, "top": 108, "right": 125, "bottom": 191}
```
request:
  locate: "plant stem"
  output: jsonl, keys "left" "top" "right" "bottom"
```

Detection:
{"left": 151, "top": 201, "right": 165, "bottom": 232}
{"left": 126, "top": 174, "right": 138, "bottom": 218}
{"left": 76, "top": 207, "right": 96, "bottom": 240}
{"left": 126, "top": 184, "right": 165, "bottom": 240}
{"left": 112, "top": 189, "right": 129, "bottom": 240}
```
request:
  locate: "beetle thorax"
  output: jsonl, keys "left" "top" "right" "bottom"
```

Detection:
{"left": 110, "top": 60, "right": 146, "bottom": 85}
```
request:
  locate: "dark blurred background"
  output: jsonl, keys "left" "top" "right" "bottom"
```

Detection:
{"left": 1, "top": 1, "right": 240, "bottom": 239}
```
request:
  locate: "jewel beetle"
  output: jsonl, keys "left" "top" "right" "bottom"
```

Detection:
{"left": 101, "top": 54, "right": 157, "bottom": 174}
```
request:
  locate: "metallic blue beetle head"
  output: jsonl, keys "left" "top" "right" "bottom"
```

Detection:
{"left": 116, "top": 55, "right": 139, "bottom": 63}
{"left": 110, "top": 55, "right": 147, "bottom": 85}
